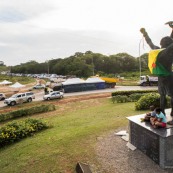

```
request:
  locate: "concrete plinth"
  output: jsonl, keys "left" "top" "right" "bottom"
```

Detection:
{"left": 127, "top": 109, "right": 173, "bottom": 169}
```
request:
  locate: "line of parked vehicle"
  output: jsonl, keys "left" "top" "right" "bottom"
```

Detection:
{"left": 5, "top": 72, "right": 66, "bottom": 79}
{"left": 1, "top": 90, "right": 64, "bottom": 106}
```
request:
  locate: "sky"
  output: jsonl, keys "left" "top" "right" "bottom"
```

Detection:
{"left": 0, "top": 0, "right": 173, "bottom": 66}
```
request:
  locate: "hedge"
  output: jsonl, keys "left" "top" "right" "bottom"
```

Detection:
{"left": 0, "top": 118, "right": 48, "bottom": 147}
{"left": 112, "top": 95, "right": 130, "bottom": 103}
{"left": 0, "top": 104, "right": 56, "bottom": 122}
{"left": 112, "top": 89, "right": 158, "bottom": 97}
{"left": 112, "top": 93, "right": 145, "bottom": 103}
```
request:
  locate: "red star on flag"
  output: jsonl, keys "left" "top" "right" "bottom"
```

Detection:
{"left": 152, "top": 63, "right": 156, "bottom": 68}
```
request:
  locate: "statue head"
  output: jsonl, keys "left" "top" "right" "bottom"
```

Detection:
{"left": 160, "top": 36, "right": 173, "bottom": 48}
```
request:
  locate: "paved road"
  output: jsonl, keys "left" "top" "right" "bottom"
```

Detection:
{"left": 36, "top": 85, "right": 158, "bottom": 99}
{"left": 65, "top": 85, "right": 158, "bottom": 97}
{"left": 0, "top": 86, "right": 158, "bottom": 108}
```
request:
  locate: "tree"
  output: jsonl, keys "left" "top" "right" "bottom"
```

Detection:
{"left": 138, "top": 53, "right": 148, "bottom": 70}
{"left": 10, "top": 51, "right": 140, "bottom": 77}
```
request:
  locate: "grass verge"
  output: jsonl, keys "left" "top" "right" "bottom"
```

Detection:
{"left": 0, "top": 97, "right": 146, "bottom": 173}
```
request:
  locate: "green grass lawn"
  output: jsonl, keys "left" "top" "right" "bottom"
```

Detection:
{"left": 117, "top": 78, "right": 139, "bottom": 86}
{"left": 0, "top": 98, "right": 146, "bottom": 173}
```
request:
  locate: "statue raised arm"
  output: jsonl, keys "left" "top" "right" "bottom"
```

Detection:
{"left": 140, "top": 28, "right": 160, "bottom": 49}
{"left": 140, "top": 23, "right": 173, "bottom": 125}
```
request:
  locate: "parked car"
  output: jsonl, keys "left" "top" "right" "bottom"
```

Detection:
{"left": 4, "top": 92, "right": 35, "bottom": 106}
{"left": 43, "top": 91, "right": 64, "bottom": 101}
{"left": 33, "top": 84, "right": 45, "bottom": 89}
{"left": 0, "top": 93, "right": 6, "bottom": 100}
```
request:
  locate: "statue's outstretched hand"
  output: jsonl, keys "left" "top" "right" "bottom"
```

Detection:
{"left": 140, "top": 28, "right": 147, "bottom": 36}
{"left": 140, "top": 28, "right": 146, "bottom": 34}
{"left": 165, "top": 21, "right": 173, "bottom": 28}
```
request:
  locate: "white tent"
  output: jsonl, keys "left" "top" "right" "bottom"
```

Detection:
{"left": 62, "top": 78, "right": 85, "bottom": 85}
{"left": 9, "top": 82, "right": 25, "bottom": 88}
{"left": 0, "top": 80, "right": 12, "bottom": 85}
{"left": 85, "top": 77, "right": 105, "bottom": 83}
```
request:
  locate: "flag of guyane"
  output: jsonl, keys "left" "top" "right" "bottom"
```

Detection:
{"left": 148, "top": 49, "right": 171, "bottom": 76}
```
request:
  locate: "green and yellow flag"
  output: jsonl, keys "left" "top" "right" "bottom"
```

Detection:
{"left": 148, "top": 49, "right": 171, "bottom": 76}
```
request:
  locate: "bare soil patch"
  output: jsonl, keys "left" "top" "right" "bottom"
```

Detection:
{"left": 95, "top": 129, "right": 173, "bottom": 173}
{"left": 57, "top": 93, "right": 111, "bottom": 104}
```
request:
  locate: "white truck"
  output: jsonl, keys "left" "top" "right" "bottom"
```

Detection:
{"left": 139, "top": 75, "right": 158, "bottom": 86}
{"left": 4, "top": 92, "right": 35, "bottom": 106}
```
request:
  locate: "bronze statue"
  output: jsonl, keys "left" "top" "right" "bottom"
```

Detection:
{"left": 140, "top": 22, "right": 173, "bottom": 125}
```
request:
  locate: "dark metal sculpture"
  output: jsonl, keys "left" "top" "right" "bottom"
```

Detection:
{"left": 140, "top": 22, "right": 173, "bottom": 124}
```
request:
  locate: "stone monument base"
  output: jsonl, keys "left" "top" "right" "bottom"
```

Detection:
{"left": 127, "top": 109, "right": 173, "bottom": 169}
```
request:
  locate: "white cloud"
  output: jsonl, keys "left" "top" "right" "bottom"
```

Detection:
{"left": 0, "top": 0, "right": 173, "bottom": 65}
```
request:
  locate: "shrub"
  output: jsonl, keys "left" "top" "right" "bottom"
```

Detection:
{"left": 112, "top": 89, "right": 158, "bottom": 97}
{"left": 112, "top": 95, "right": 130, "bottom": 103}
{"left": 166, "top": 96, "right": 171, "bottom": 108}
{"left": 135, "top": 93, "right": 160, "bottom": 110}
{"left": 112, "top": 93, "right": 146, "bottom": 103}
{"left": 0, "top": 104, "right": 56, "bottom": 122}
{"left": 129, "top": 93, "right": 145, "bottom": 102}
{"left": 0, "top": 118, "right": 49, "bottom": 147}
{"left": 112, "top": 96, "right": 116, "bottom": 103}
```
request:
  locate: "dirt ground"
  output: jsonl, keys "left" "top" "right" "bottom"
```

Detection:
{"left": 94, "top": 128, "right": 173, "bottom": 173}
{"left": 57, "top": 92, "right": 111, "bottom": 104}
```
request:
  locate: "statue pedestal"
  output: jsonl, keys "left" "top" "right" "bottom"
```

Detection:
{"left": 127, "top": 111, "right": 173, "bottom": 169}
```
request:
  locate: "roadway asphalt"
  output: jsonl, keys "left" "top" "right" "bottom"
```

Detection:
{"left": 0, "top": 85, "right": 158, "bottom": 108}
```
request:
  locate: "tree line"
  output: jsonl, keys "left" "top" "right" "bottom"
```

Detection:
{"left": 11, "top": 51, "right": 148, "bottom": 77}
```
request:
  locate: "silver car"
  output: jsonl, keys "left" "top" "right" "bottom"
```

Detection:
{"left": 33, "top": 84, "right": 45, "bottom": 89}
{"left": 43, "top": 91, "right": 64, "bottom": 100}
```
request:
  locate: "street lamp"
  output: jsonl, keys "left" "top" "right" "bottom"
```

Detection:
{"left": 138, "top": 38, "right": 143, "bottom": 78}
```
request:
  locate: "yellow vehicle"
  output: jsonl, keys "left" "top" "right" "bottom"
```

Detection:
{"left": 99, "top": 77, "right": 119, "bottom": 88}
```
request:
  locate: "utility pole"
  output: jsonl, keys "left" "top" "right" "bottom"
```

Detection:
{"left": 138, "top": 38, "right": 143, "bottom": 78}
{"left": 92, "top": 57, "right": 94, "bottom": 76}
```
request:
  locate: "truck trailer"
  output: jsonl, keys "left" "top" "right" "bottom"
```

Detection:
{"left": 99, "top": 77, "right": 119, "bottom": 88}
{"left": 139, "top": 75, "right": 158, "bottom": 86}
